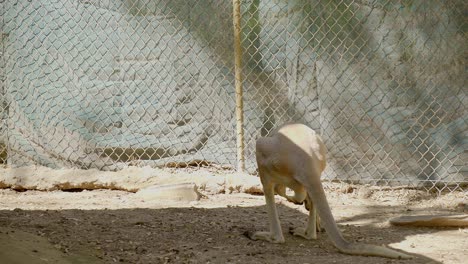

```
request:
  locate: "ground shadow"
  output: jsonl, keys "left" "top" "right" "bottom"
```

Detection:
{"left": 0, "top": 204, "right": 443, "bottom": 264}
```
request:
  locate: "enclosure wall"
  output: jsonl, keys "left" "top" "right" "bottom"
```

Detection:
{"left": 0, "top": 0, "right": 466, "bottom": 191}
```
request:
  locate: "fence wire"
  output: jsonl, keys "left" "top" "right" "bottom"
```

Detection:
{"left": 0, "top": 0, "right": 466, "bottom": 193}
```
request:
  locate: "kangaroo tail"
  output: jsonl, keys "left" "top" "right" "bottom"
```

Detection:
{"left": 339, "top": 242, "right": 412, "bottom": 259}
{"left": 306, "top": 181, "right": 411, "bottom": 259}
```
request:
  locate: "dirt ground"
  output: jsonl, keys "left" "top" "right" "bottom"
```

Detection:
{"left": 0, "top": 179, "right": 467, "bottom": 264}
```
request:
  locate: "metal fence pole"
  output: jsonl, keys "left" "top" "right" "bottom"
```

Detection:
{"left": 232, "top": 0, "right": 245, "bottom": 172}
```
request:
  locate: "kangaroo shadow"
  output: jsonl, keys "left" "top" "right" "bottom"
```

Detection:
{"left": 0, "top": 203, "right": 443, "bottom": 264}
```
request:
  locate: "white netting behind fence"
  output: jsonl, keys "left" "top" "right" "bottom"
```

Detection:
{"left": 0, "top": 0, "right": 466, "bottom": 192}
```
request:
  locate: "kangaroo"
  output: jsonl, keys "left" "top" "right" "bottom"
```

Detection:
{"left": 248, "top": 123, "right": 411, "bottom": 259}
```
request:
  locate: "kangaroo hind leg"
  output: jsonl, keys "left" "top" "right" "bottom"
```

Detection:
{"left": 290, "top": 193, "right": 320, "bottom": 240}
{"left": 249, "top": 170, "right": 285, "bottom": 243}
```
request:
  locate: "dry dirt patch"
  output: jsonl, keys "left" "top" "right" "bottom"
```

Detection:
{"left": 0, "top": 184, "right": 466, "bottom": 264}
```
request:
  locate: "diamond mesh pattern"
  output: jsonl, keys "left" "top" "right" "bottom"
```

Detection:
{"left": 239, "top": 0, "right": 466, "bottom": 192}
{"left": 1, "top": 1, "right": 466, "bottom": 192}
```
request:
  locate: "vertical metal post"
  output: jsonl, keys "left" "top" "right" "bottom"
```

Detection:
{"left": 232, "top": 0, "right": 245, "bottom": 172}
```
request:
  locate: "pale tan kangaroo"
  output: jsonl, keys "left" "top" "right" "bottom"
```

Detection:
{"left": 249, "top": 123, "right": 411, "bottom": 259}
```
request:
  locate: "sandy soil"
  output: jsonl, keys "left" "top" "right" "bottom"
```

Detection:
{"left": 0, "top": 180, "right": 467, "bottom": 264}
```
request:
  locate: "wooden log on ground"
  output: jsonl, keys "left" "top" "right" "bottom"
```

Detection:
{"left": 390, "top": 214, "right": 468, "bottom": 227}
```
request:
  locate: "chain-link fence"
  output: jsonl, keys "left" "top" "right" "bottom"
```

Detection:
{"left": 1, "top": 1, "right": 466, "bottom": 192}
